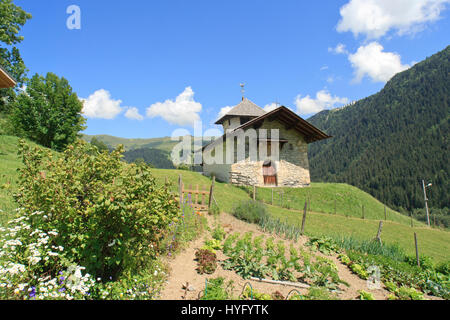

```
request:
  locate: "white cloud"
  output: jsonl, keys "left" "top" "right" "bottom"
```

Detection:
{"left": 295, "top": 90, "right": 349, "bottom": 116}
{"left": 348, "top": 42, "right": 410, "bottom": 83}
{"left": 320, "top": 65, "right": 329, "bottom": 71}
{"left": 124, "top": 107, "right": 144, "bottom": 121}
{"left": 337, "top": 0, "right": 450, "bottom": 39}
{"left": 81, "top": 89, "right": 124, "bottom": 119}
{"left": 146, "top": 87, "right": 202, "bottom": 127}
{"left": 217, "top": 106, "right": 233, "bottom": 120}
{"left": 263, "top": 103, "right": 279, "bottom": 112}
{"left": 328, "top": 43, "right": 348, "bottom": 55}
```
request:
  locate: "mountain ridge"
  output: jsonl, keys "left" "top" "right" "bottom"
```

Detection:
{"left": 308, "top": 45, "right": 449, "bottom": 212}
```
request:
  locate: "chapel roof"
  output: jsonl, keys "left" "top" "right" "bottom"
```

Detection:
{"left": 215, "top": 98, "right": 266, "bottom": 124}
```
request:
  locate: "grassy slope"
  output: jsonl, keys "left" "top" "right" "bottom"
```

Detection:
{"left": 0, "top": 136, "right": 27, "bottom": 225}
{"left": 253, "top": 183, "right": 422, "bottom": 226}
{"left": 1, "top": 138, "right": 448, "bottom": 263}
{"left": 151, "top": 169, "right": 449, "bottom": 263}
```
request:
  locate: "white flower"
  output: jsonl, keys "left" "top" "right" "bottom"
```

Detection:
{"left": 18, "top": 283, "right": 28, "bottom": 291}
{"left": 74, "top": 266, "right": 85, "bottom": 279}
{"left": 108, "top": 240, "right": 116, "bottom": 247}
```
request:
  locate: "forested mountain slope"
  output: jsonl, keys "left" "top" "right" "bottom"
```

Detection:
{"left": 308, "top": 45, "right": 449, "bottom": 212}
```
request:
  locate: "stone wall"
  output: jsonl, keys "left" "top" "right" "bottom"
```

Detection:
{"left": 230, "top": 118, "right": 311, "bottom": 187}
{"left": 203, "top": 118, "right": 312, "bottom": 188}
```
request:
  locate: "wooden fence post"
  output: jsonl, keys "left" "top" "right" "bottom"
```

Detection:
{"left": 362, "top": 205, "right": 365, "bottom": 220}
{"left": 414, "top": 233, "right": 420, "bottom": 267}
{"left": 384, "top": 205, "right": 387, "bottom": 221}
{"left": 253, "top": 185, "right": 256, "bottom": 201}
{"left": 208, "top": 176, "right": 215, "bottom": 210}
{"left": 411, "top": 212, "right": 414, "bottom": 228}
{"left": 374, "top": 221, "right": 383, "bottom": 245}
{"left": 301, "top": 201, "right": 308, "bottom": 235}
{"left": 334, "top": 199, "right": 337, "bottom": 215}
{"left": 271, "top": 189, "right": 274, "bottom": 205}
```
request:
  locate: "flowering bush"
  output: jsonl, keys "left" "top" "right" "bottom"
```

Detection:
{"left": 0, "top": 209, "right": 167, "bottom": 300}
{"left": 14, "top": 140, "right": 180, "bottom": 279}
{"left": 0, "top": 210, "right": 96, "bottom": 300}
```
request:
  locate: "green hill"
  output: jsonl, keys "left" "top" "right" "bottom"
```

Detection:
{"left": 82, "top": 134, "right": 180, "bottom": 152}
{"left": 1, "top": 137, "right": 449, "bottom": 262}
{"left": 151, "top": 169, "right": 449, "bottom": 263}
{"left": 122, "top": 147, "right": 175, "bottom": 169}
{"left": 308, "top": 45, "right": 450, "bottom": 214}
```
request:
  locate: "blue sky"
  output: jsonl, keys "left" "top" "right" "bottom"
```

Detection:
{"left": 14, "top": 0, "right": 450, "bottom": 138}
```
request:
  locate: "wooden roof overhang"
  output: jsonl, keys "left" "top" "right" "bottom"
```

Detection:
{"left": 0, "top": 66, "right": 16, "bottom": 88}
{"left": 203, "top": 106, "right": 331, "bottom": 155}
{"left": 239, "top": 106, "right": 332, "bottom": 143}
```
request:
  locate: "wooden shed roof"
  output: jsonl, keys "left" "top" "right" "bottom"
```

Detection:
{"left": 0, "top": 66, "right": 16, "bottom": 88}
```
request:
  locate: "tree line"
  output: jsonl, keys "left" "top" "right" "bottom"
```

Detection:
{"left": 308, "top": 46, "right": 449, "bottom": 223}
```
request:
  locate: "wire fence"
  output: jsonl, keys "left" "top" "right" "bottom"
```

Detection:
{"left": 237, "top": 186, "right": 421, "bottom": 227}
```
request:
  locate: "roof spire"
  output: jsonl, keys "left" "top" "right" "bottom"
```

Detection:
{"left": 240, "top": 83, "right": 245, "bottom": 101}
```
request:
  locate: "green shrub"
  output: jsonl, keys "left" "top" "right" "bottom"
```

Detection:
{"left": 211, "top": 225, "right": 226, "bottom": 241}
{"left": 436, "top": 261, "right": 450, "bottom": 275}
{"left": 405, "top": 255, "right": 435, "bottom": 271}
{"left": 14, "top": 140, "right": 180, "bottom": 280}
{"left": 231, "top": 200, "right": 268, "bottom": 224}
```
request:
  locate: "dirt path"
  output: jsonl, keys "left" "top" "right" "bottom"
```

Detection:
{"left": 159, "top": 212, "right": 393, "bottom": 300}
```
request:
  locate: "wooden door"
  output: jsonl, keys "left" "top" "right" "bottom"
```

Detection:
{"left": 263, "top": 161, "right": 277, "bottom": 186}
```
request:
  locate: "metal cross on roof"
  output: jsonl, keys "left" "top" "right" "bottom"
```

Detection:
{"left": 240, "top": 83, "right": 245, "bottom": 100}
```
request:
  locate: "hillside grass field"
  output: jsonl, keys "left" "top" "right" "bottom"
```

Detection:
{"left": 151, "top": 169, "right": 449, "bottom": 263}
{"left": 1, "top": 136, "right": 449, "bottom": 263}
{"left": 0, "top": 135, "right": 26, "bottom": 224}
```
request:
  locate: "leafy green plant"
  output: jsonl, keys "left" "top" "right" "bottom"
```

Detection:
{"left": 14, "top": 140, "right": 180, "bottom": 279}
{"left": 358, "top": 290, "right": 375, "bottom": 300}
{"left": 211, "top": 225, "right": 226, "bottom": 241}
{"left": 436, "top": 261, "right": 450, "bottom": 275}
{"left": 195, "top": 249, "right": 217, "bottom": 275}
{"left": 338, "top": 253, "right": 351, "bottom": 265}
{"left": 201, "top": 277, "right": 234, "bottom": 300}
{"left": 385, "top": 281, "right": 426, "bottom": 300}
{"left": 405, "top": 255, "right": 435, "bottom": 271}
{"left": 241, "top": 287, "right": 272, "bottom": 300}
{"left": 307, "top": 236, "right": 340, "bottom": 255}
{"left": 202, "top": 239, "right": 223, "bottom": 254}
{"left": 349, "top": 263, "right": 368, "bottom": 280}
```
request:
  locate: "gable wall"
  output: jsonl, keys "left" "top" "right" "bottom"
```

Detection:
{"left": 203, "top": 118, "right": 311, "bottom": 187}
